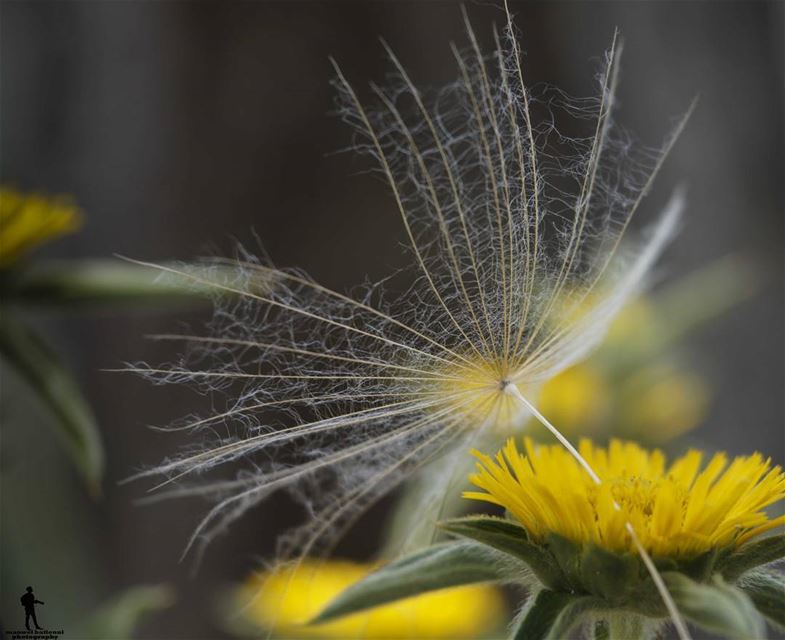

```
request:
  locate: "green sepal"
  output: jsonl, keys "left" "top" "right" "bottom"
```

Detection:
{"left": 717, "top": 535, "right": 785, "bottom": 581}
{"left": 312, "top": 542, "right": 508, "bottom": 624}
{"left": 650, "top": 555, "right": 678, "bottom": 574}
{"left": 0, "top": 312, "right": 104, "bottom": 494}
{"left": 546, "top": 533, "right": 583, "bottom": 591}
{"left": 622, "top": 576, "right": 670, "bottom": 618}
{"left": 512, "top": 589, "right": 603, "bottom": 640}
{"left": 737, "top": 569, "right": 785, "bottom": 631}
{"left": 664, "top": 572, "right": 765, "bottom": 639}
{"left": 580, "top": 544, "right": 639, "bottom": 602}
{"left": 675, "top": 548, "right": 719, "bottom": 583}
{"left": 439, "top": 516, "right": 566, "bottom": 589}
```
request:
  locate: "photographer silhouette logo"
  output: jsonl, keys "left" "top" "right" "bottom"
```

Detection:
{"left": 20, "top": 586, "right": 44, "bottom": 631}
{"left": 4, "top": 585, "right": 63, "bottom": 640}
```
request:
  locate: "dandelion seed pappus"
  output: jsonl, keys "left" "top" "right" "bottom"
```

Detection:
{"left": 128, "top": 4, "right": 696, "bottom": 637}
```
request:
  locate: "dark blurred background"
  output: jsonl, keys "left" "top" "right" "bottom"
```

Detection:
{"left": 1, "top": 1, "right": 783, "bottom": 638}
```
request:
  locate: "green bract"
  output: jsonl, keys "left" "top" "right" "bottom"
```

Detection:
{"left": 314, "top": 516, "right": 785, "bottom": 640}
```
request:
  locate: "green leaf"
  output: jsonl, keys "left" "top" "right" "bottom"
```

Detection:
{"left": 512, "top": 589, "right": 601, "bottom": 640}
{"left": 664, "top": 572, "right": 765, "bottom": 639}
{"left": 439, "top": 516, "right": 566, "bottom": 589}
{"left": 2, "top": 259, "right": 269, "bottom": 309}
{"left": 0, "top": 312, "right": 104, "bottom": 494}
{"left": 718, "top": 535, "right": 785, "bottom": 581}
{"left": 312, "top": 542, "right": 508, "bottom": 623}
{"left": 79, "top": 584, "right": 175, "bottom": 639}
{"left": 737, "top": 569, "right": 785, "bottom": 631}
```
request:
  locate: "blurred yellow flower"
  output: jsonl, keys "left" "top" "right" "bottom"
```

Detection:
{"left": 0, "top": 186, "right": 82, "bottom": 267}
{"left": 621, "top": 370, "right": 710, "bottom": 442}
{"left": 604, "top": 297, "right": 656, "bottom": 344}
{"left": 466, "top": 438, "right": 785, "bottom": 558}
{"left": 535, "top": 297, "right": 710, "bottom": 443}
{"left": 235, "top": 558, "right": 505, "bottom": 639}
{"left": 537, "top": 365, "right": 610, "bottom": 435}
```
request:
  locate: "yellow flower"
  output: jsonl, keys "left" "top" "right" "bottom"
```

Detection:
{"left": 538, "top": 363, "right": 710, "bottom": 442}
{"left": 0, "top": 186, "right": 82, "bottom": 266}
{"left": 537, "top": 365, "right": 610, "bottom": 435}
{"left": 465, "top": 438, "right": 785, "bottom": 559}
{"left": 604, "top": 297, "right": 656, "bottom": 345}
{"left": 536, "top": 296, "right": 710, "bottom": 442}
{"left": 235, "top": 559, "right": 505, "bottom": 639}
{"left": 621, "top": 370, "right": 710, "bottom": 442}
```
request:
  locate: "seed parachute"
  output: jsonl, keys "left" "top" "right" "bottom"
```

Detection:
{"left": 126, "top": 9, "right": 691, "bottom": 576}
